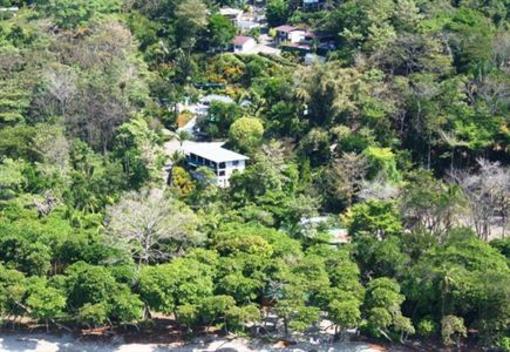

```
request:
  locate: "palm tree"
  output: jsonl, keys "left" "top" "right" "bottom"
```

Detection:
{"left": 170, "top": 129, "right": 192, "bottom": 146}
{"left": 439, "top": 130, "right": 469, "bottom": 172}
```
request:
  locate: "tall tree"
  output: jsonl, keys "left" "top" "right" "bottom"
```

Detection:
{"left": 105, "top": 188, "right": 202, "bottom": 265}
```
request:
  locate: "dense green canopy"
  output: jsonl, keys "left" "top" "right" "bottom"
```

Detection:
{"left": 1, "top": 0, "right": 510, "bottom": 349}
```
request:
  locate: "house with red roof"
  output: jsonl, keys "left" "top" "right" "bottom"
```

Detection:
{"left": 231, "top": 35, "right": 256, "bottom": 53}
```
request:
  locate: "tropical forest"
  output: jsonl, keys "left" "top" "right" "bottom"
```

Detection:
{"left": 1, "top": 0, "right": 510, "bottom": 350}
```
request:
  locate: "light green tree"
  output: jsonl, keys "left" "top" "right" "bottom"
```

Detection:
{"left": 175, "top": 0, "right": 208, "bottom": 48}
{"left": 229, "top": 117, "right": 264, "bottom": 153}
{"left": 26, "top": 279, "right": 67, "bottom": 330}
{"left": 441, "top": 315, "right": 467, "bottom": 347}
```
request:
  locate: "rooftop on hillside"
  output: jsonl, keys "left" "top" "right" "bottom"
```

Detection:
{"left": 232, "top": 35, "right": 254, "bottom": 46}
{"left": 274, "top": 25, "right": 298, "bottom": 33}
{"left": 182, "top": 141, "right": 249, "bottom": 163}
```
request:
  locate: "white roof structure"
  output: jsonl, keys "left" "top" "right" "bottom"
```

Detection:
{"left": 182, "top": 141, "right": 249, "bottom": 163}
{"left": 219, "top": 7, "right": 243, "bottom": 17}
{"left": 0, "top": 6, "right": 19, "bottom": 12}
{"left": 200, "top": 94, "right": 235, "bottom": 105}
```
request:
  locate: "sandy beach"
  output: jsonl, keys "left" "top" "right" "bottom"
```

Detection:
{"left": 0, "top": 333, "right": 405, "bottom": 352}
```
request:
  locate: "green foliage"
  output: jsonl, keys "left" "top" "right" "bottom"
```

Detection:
{"left": 110, "top": 286, "right": 144, "bottom": 323}
{"left": 78, "top": 303, "right": 109, "bottom": 327}
{"left": 441, "top": 315, "right": 467, "bottom": 346}
{"left": 497, "top": 337, "right": 510, "bottom": 352}
{"left": 362, "top": 146, "right": 401, "bottom": 182}
{"left": 266, "top": 0, "right": 289, "bottom": 26}
{"left": 1, "top": 0, "right": 510, "bottom": 347}
{"left": 139, "top": 257, "right": 215, "bottom": 314}
{"left": 64, "top": 262, "right": 118, "bottom": 310}
{"left": 113, "top": 117, "right": 161, "bottom": 189}
{"left": 0, "top": 158, "right": 27, "bottom": 199}
{"left": 0, "top": 264, "right": 26, "bottom": 317}
{"left": 208, "top": 14, "right": 236, "bottom": 49}
{"left": 225, "top": 303, "right": 260, "bottom": 331}
{"left": 64, "top": 141, "right": 127, "bottom": 212}
{"left": 0, "top": 125, "right": 39, "bottom": 160}
{"left": 298, "top": 128, "right": 331, "bottom": 166}
{"left": 228, "top": 117, "right": 264, "bottom": 153}
{"left": 42, "top": 0, "right": 121, "bottom": 29}
{"left": 345, "top": 200, "right": 402, "bottom": 239}
{"left": 26, "top": 278, "right": 67, "bottom": 323}
{"left": 201, "top": 101, "right": 242, "bottom": 138}
{"left": 417, "top": 318, "right": 437, "bottom": 338}
{"left": 175, "top": 0, "right": 208, "bottom": 48}
{"left": 0, "top": 222, "right": 53, "bottom": 276}
{"left": 63, "top": 262, "right": 143, "bottom": 325}
{"left": 404, "top": 232, "right": 510, "bottom": 342}
{"left": 446, "top": 8, "right": 494, "bottom": 72}
{"left": 363, "top": 277, "right": 414, "bottom": 341}
{"left": 328, "top": 298, "right": 362, "bottom": 331}
{"left": 491, "top": 237, "right": 510, "bottom": 260}
{"left": 170, "top": 166, "right": 195, "bottom": 197}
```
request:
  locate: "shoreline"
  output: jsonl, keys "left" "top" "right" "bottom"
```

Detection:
{"left": 0, "top": 332, "right": 408, "bottom": 352}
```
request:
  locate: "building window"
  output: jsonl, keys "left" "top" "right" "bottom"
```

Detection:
{"left": 219, "top": 162, "right": 226, "bottom": 169}
{"left": 232, "top": 160, "right": 239, "bottom": 166}
{"left": 218, "top": 170, "right": 225, "bottom": 176}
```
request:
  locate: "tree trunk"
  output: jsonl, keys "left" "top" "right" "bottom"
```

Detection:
{"left": 427, "top": 141, "right": 431, "bottom": 170}
{"left": 142, "top": 304, "right": 152, "bottom": 321}
{"left": 378, "top": 328, "right": 393, "bottom": 342}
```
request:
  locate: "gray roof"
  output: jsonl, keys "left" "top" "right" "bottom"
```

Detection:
{"left": 183, "top": 142, "right": 249, "bottom": 163}
{"left": 274, "top": 25, "right": 298, "bottom": 33}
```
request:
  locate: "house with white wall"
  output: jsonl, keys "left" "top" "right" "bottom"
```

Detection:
{"left": 232, "top": 35, "right": 257, "bottom": 53}
{"left": 182, "top": 142, "right": 248, "bottom": 188}
{"left": 274, "top": 25, "right": 306, "bottom": 43}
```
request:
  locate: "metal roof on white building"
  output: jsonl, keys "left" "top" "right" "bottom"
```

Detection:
{"left": 200, "top": 94, "right": 234, "bottom": 105}
{"left": 182, "top": 142, "right": 249, "bottom": 163}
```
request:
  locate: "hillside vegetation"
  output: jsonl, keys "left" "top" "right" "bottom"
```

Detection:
{"left": 1, "top": 0, "right": 510, "bottom": 350}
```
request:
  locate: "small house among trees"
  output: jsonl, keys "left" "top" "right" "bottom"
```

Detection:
{"left": 274, "top": 25, "right": 306, "bottom": 43}
{"left": 183, "top": 142, "right": 249, "bottom": 187}
{"left": 232, "top": 35, "right": 257, "bottom": 53}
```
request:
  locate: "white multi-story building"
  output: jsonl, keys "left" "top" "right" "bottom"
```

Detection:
{"left": 182, "top": 142, "right": 249, "bottom": 188}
